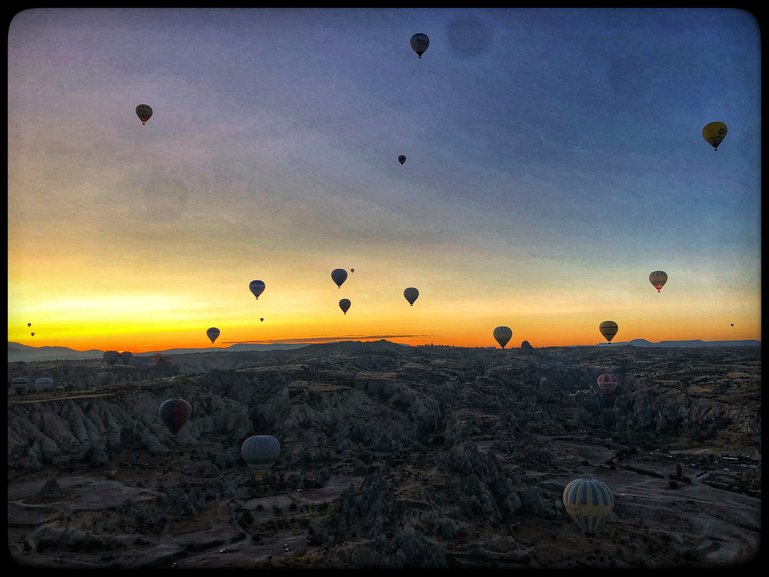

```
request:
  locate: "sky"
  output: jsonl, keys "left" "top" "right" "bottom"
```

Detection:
{"left": 7, "top": 8, "right": 762, "bottom": 352}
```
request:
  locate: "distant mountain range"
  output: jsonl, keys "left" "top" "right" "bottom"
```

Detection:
{"left": 7, "top": 338, "right": 760, "bottom": 363}
{"left": 595, "top": 338, "right": 761, "bottom": 348}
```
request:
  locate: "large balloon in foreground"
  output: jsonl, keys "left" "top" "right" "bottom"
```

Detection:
{"left": 207, "top": 327, "right": 220, "bottom": 343}
{"left": 398, "top": 155, "right": 406, "bottom": 165}
{"left": 702, "top": 121, "right": 727, "bottom": 151}
{"left": 158, "top": 399, "right": 192, "bottom": 434}
{"left": 410, "top": 33, "right": 430, "bottom": 58}
{"left": 403, "top": 287, "right": 419, "bottom": 306}
{"left": 136, "top": 104, "right": 153, "bottom": 125}
{"left": 649, "top": 270, "right": 668, "bottom": 293}
{"left": 241, "top": 435, "right": 281, "bottom": 479}
{"left": 596, "top": 373, "right": 618, "bottom": 395}
{"left": 493, "top": 326, "right": 512, "bottom": 349}
{"left": 331, "top": 268, "right": 348, "bottom": 288}
{"left": 599, "top": 321, "right": 618, "bottom": 343}
{"left": 563, "top": 477, "right": 614, "bottom": 535}
{"left": 103, "top": 350, "right": 120, "bottom": 366}
{"left": 339, "top": 298, "right": 351, "bottom": 315}
{"left": 249, "top": 280, "right": 266, "bottom": 299}
{"left": 120, "top": 351, "right": 133, "bottom": 365}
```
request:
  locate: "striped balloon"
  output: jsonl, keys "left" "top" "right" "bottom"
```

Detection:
{"left": 562, "top": 477, "right": 614, "bottom": 535}
{"left": 241, "top": 435, "right": 281, "bottom": 479}
{"left": 158, "top": 399, "right": 192, "bottom": 434}
{"left": 599, "top": 320, "right": 618, "bottom": 343}
{"left": 493, "top": 326, "right": 512, "bottom": 348}
{"left": 596, "top": 373, "right": 618, "bottom": 395}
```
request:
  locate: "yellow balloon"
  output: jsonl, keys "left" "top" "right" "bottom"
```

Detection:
{"left": 702, "top": 121, "right": 727, "bottom": 151}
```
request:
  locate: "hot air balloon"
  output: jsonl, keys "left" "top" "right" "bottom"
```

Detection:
{"left": 398, "top": 155, "right": 406, "bottom": 165}
{"left": 339, "top": 299, "right": 351, "bottom": 315}
{"left": 410, "top": 33, "right": 430, "bottom": 58}
{"left": 206, "top": 327, "right": 220, "bottom": 343}
{"left": 260, "top": 317, "right": 264, "bottom": 322}
{"left": 702, "top": 121, "right": 727, "bottom": 151}
{"left": 350, "top": 268, "right": 355, "bottom": 273}
{"left": 562, "top": 477, "right": 614, "bottom": 535}
{"left": 34, "top": 377, "right": 54, "bottom": 392}
{"left": 103, "top": 350, "right": 120, "bottom": 366}
{"left": 331, "top": 268, "right": 348, "bottom": 288}
{"left": 27, "top": 323, "right": 31, "bottom": 328}
{"left": 249, "top": 280, "right": 266, "bottom": 300}
{"left": 404, "top": 287, "right": 419, "bottom": 306}
{"left": 599, "top": 321, "right": 618, "bottom": 343}
{"left": 158, "top": 399, "right": 192, "bottom": 434}
{"left": 596, "top": 373, "right": 618, "bottom": 395}
{"left": 241, "top": 435, "right": 281, "bottom": 479}
{"left": 96, "top": 372, "right": 114, "bottom": 387}
{"left": 493, "top": 326, "right": 512, "bottom": 349}
{"left": 649, "top": 271, "right": 668, "bottom": 293}
{"left": 731, "top": 323, "right": 734, "bottom": 327}
{"left": 136, "top": 104, "right": 153, "bottom": 125}
{"left": 119, "top": 351, "right": 133, "bottom": 365}
{"left": 30, "top": 332, "right": 35, "bottom": 337}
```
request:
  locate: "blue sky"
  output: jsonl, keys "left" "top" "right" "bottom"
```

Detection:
{"left": 8, "top": 8, "right": 761, "bottom": 349}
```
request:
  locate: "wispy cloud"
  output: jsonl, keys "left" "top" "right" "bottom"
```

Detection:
{"left": 223, "top": 334, "right": 432, "bottom": 345}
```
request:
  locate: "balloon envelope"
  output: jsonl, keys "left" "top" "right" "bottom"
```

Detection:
{"left": 493, "top": 326, "right": 512, "bottom": 348}
{"left": 136, "top": 104, "right": 153, "bottom": 125}
{"left": 30, "top": 332, "right": 35, "bottom": 337}
{"left": 260, "top": 317, "right": 264, "bottom": 322}
{"left": 410, "top": 33, "right": 430, "bottom": 58}
{"left": 599, "top": 321, "right": 618, "bottom": 343}
{"left": 398, "top": 155, "right": 406, "bottom": 165}
{"left": 649, "top": 271, "right": 668, "bottom": 292}
{"left": 404, "top": 287, "right": 419, "bottom": 306}
{"left": 119, "top": 351, "right": 133, "bottom": 365}
{"left": 103, "top": 350, "right": 120, "bottom": 366}
{"left": 331, "top": 268, "right": 348, "bottom": 288}
{"left": 249, "top": 280, "right": 266, "bottom": 299}
{"left": 702, "top": 121, "right": 727, "bottom": 150}
{"left": 27, "top": 323, "right": 31, "bottom": 328}
{"left": 241, "top": 435, "right": 280, "bottom": 478}
{"left": 158, "top": 399, "right": 192, "bottom": 434}
{"left": 206, "top": 327, "right": 220, "bottom": 343}
{"left": 562, "top": 477, "right": 614, "bottom": 535}
{"left": 596, "top": 373, "right": 618, "bottom": 395}
{"left": 339, "top": 298, "right": 351, "bottom": 314}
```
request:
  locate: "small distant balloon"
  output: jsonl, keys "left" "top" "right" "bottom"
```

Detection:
{"left": 136, "top": 104, "right": 153, "bottom": 125}
{"left": 260, "top": 317, "right": 264, "bottom": 322}
{"left": 30, "top": 332, "right": 35, "bottom": 337}
{"left": 493, "top": 326, "right": 512, "bottom": 348}
{"left": 103, "top": 350, "right": 120, "bottom": 366}
{"left": 731, "top": 323, "right": 734, "bottom": 327}
{"left": 403, "top": 287, "right": 419, "bottom": 306}
{"left": 27, "top": 323, "right": 31, "bottom": 328}
{"left": 599, "top": 321, "right": 618, "bottom": 343}
{"left": 702, "top": 121, "right": 727, "bottom": 151}
{"left": 649, "top": 271, "right": 668, "bottom": 293}
{"left": 410, "top": 33, "right": 430, "bottom": 58}
{"left": 249, "top": 280, "right": 266, "bottom": 299}
{"left": 398, "top": 155, "right": 406, "bottom": 165}
{"left": 339, "top": 298, "right": 351, "bottom": 315}
{"left": 350, "top": 268, "right": 355, "bottom": 273}
{"left": 207, "top": 327, "right": 220, "bottom": 343}
{"left": 331, "top": 268, "right": 348, "bottom": 288}
{"left": 120, "top": 351, "right": 133, "bottom": 365}
{"left": 159, "top": 399, "right": 192, "bottom": 435}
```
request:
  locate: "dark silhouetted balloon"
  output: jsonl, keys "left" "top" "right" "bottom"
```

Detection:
{"left": 350, "top": 268, "right": 355, "bottom": 273}
{"left": 27, "top": 323, "right": 31, "bottom": 328}
{"left": 159, "top": 399, "right": 192, "bottom": 434}
{"left": 398, "top": 155, "right": 406, "bottom": 165}
{"left": 120, "top": 351, "right": 133, "bottom": 365}
{"left": 410, "top": 33, "right": 430, "bottom": 58}
{"left": 260, "top": 317, "right": 264, "bottom": 322}
{"left": 241, "top": 435, "right": 280, "bottom": 479}
{"left": 563, "top": 477, "right": 614, "bottom": 535}
{"left": 103, "top": 350, "right": 120, "bottom": 366}
{"left": 30, "top": 332, "right": 35, "bottom": 337}
{"left": 331, "top": 268, "right": 348, "bottom": 288}
{"left": 136, "top": 104, "right": 153, "bottom": 125}
{"left": 339, "top": 298, "right": 351, "bottom": 315}
{"left": 599, "top": 321, "right": 618, "bottom": 343}
{"left": 404, "top": 287, "right": 419, "bottom": 306}
{"left": 206, "top": 327, "right": 220, "bottom": 343}
{"left": 596, "top": 373, "right": 618, "bottom": 395}
{"left": 493, "top": 326, "right": 512, "bottom": 348}
{"left": 649, "top": 271, "right": 668, "bottom": 293}
{"left": 249, "top": 280, "right": 266, "bottom": 299}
